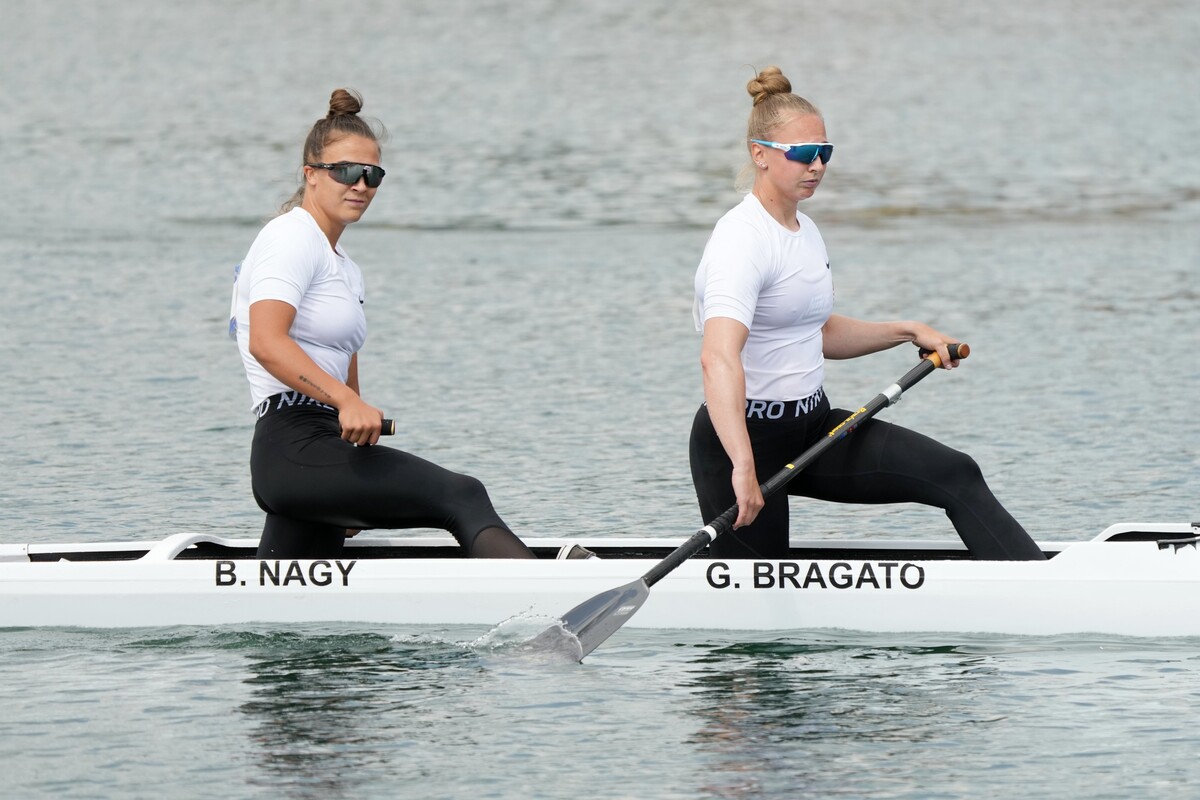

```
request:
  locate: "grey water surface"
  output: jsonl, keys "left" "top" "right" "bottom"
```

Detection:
{"left": 2, "top": 1, "right": 1199, "bottom": 798}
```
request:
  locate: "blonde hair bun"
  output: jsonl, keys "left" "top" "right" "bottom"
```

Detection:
{"left": 747, "top": 66, "right": 793, "bottom": 106}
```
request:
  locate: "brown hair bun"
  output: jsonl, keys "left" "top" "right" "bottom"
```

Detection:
{"left": 327, "top": 88, "right": 364, "bottom": 118}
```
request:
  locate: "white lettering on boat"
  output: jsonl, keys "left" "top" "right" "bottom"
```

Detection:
{"left": 704, "top": 561, "right": 925, "bottom": 590}
{"left": 214, "top": 560, "right": 356, "bottom": 587}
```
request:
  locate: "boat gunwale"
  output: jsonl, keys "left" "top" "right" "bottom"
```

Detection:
{"left": 3, "top": 522, "right": 1196, "bottom": 565}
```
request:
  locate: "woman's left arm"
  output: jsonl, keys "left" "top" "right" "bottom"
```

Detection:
{"left": 822, "top": 314, "right": 961, "bottom": 368}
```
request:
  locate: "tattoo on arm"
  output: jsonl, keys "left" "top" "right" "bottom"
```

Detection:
{"left": 298, "top": 374, "right": 334, "bottom": 402}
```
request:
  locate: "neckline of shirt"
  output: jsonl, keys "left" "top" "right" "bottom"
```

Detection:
{"left": 747, "top": 193, "right": 807, "bottom": 237}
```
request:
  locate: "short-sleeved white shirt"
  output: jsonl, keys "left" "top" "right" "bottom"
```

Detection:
{"left": 693, "top": 194, "right": 834, "bottom": 401}
{"left": 230, "top": 207, "right": 367, "bottom": 409}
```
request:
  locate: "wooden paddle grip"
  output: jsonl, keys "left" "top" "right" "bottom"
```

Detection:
{"left": 919, "top": 342, "right": 969, "bottom": 367}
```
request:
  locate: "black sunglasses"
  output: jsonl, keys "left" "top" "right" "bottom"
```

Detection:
{"left": 305, "top": 161, "right": 386, "bottom": 188}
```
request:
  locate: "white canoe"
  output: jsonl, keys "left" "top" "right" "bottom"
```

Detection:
{"left": 1, "top": 522, "right": 1198, "bottom": 637}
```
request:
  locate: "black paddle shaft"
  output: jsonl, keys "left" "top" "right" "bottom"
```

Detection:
{"left": 641, "top": 344, "right": 967, "bottom": 588}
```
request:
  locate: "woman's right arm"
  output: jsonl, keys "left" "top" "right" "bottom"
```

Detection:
{"left": 700, "top": 317, "right": 764, "bottom": 529}
{"left": 248, "top": 299, "right": 384, "bottom": 446}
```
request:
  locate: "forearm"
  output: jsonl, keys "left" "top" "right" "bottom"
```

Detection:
{"left": 701, "top": 352, "right": 755, "bottom": 470}
{"left": 821, "top": 314, "right": 923, "bottom": 360}
{"left": 248, "top": 300, "right": 381, "bottom": 445}
{"left": 250, "top": 332, "right": 356, "bottom": 408}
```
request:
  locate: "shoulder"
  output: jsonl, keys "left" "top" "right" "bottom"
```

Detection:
{"left": 712, "top": 195, "right": 771, "bottom": 237}
{"left": 247, "top": 210, "right": 325, "bottom": 259}
{"left": 705, "top": 197, "right": 772, "bottom": 256}
{"left": 242, "top": 210, "right": 328, "bottom": 288}
{"left": 254, "top": 208, "right": 323, "bottom": 245}
{"left": 701, "top": 197, "right": 774, "bottom": 277}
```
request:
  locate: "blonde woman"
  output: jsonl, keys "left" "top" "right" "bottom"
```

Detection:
{"left": 689, "top": 67, "right": 1044, "bottom": 561}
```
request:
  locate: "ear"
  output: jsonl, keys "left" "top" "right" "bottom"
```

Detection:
{"left": 303, "top": 165, "right": 320, "bottom": 187}
{"left": 749, "top": 141, "right": 768, "bottom": 167}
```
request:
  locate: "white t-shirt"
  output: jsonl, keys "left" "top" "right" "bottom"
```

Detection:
{"left": 693, "top": 194, "right": 834, "bottom": 401}
{"left": 230, "top": 207, "right": 367, "bottom": 409}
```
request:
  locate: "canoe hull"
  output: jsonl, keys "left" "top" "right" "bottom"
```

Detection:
{"left": 3, "top": 524, "right": 1198, "bottom": 636}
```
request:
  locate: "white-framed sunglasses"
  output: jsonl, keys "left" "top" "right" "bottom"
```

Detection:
{"left": 750, "top": 139, "right": 834, "bottom": 165}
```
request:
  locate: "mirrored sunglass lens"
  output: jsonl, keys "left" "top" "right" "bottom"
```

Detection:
{"left": 785, "top": 145, "right": 819, "bottom": 163}
{"left": 785, "top": 145, "right": 832, "bottom": 164}
{"left": 329, "top": 164, "right": 363, "bottom": 185}
{"left": 326, "top": 163, "right": 385, "bottom": 187}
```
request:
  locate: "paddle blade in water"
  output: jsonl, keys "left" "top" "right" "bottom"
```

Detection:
{"left": 562, "top": 579, "right": 650, "bottom": 660}
{"left": 515, "top": 622, "right": 586, "bottom": 662}
{"left": 523, "top": 579, "right": 650, "bottom": 661}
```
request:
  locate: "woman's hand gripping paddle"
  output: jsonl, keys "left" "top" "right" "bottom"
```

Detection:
{"left": 529, "top": 344, "right": 968, "bottom": 661}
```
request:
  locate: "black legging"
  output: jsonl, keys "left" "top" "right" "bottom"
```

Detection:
{"left": 250, "top": 401, "right": 533, "bottom": 559}
{"left": 689, "top": 394, "right": 1045, "bottom": 560}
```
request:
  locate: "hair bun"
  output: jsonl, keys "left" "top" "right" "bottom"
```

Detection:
{"left": 747, "top": 66, "right": 792, "bottom": 106}
{"left": 327, "top": 88, "right": 364, "bottom": 119}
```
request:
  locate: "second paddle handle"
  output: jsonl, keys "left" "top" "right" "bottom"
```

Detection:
{"left": 919, "top": 342, "right": 969, "bottom": 368}
{"left": 340, "top": 419, "right": 395, "bottom": 439}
